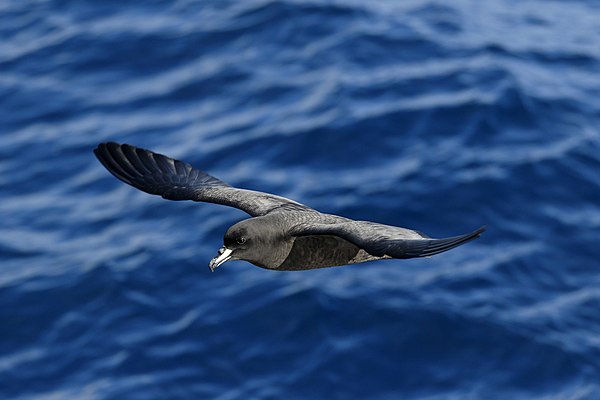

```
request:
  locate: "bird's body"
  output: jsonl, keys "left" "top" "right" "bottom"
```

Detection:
{"left": 224, "top": 208, "right": 385, "bottom": 270}
{"left": 94, "top": 142, "right": 485, "bottom": 271}
{"left": 279, "top": 234, "right": 384, "bottom": 270}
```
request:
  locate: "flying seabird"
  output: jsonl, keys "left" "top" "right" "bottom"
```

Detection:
{"left": 94, "top": 143, "right": 485, "bottom": 271}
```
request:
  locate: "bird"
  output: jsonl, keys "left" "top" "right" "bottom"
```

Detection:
{"left": 94, "top": 142, "right": 485, "bottom": 272}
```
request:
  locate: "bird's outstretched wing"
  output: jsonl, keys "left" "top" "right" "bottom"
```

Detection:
{"left": 291, "top": 221, "right": 485, "bottom": 259}
{"left": 94, "top": 142, "right": 309, "bottom": 217}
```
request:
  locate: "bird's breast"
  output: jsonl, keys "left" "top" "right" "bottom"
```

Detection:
{"left": 276, "top": 235, "right": 362, "bottom": 271}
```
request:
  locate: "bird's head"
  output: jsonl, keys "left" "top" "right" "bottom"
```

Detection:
{"left": 209, "top": 218, "right": 291, "bottom": 271}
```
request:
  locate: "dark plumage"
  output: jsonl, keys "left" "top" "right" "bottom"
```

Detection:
{"left": 94, "top": 142, "right": 485, "bottom": 271}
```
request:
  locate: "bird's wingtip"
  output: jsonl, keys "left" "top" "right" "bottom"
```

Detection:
{"left": 475, "top": 225, "right": 487, "bottom": 236}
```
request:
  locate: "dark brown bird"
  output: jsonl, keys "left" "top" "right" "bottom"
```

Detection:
{"left": 94, "top": 142, "right": 485, "bottom": 272}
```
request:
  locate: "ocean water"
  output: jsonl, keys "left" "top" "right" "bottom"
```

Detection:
{"left": 2, "top": 0, "right": 600, "bottom": 398}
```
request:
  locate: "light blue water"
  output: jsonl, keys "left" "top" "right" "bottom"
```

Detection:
{"left": 1, "top": 1, "right": 600, "bottom": 398}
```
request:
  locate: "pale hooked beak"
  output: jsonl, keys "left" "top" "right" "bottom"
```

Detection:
{"left": 209, "top": 247, "right": 233, "bottom": 272}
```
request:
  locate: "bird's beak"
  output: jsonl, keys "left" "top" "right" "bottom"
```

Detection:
{"left": 209, "top": 247, "right": 233, "bottom": 272}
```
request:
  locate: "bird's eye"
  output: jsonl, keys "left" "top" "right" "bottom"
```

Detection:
{"left": 237, "top": 237, "right": 247, "bottom": 245}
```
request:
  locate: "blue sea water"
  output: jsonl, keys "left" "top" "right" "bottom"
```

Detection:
{"left": 2, "top": 0, "right": 600, "bottom": 398}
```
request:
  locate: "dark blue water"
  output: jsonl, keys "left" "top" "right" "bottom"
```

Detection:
{"left": 2, "top": 1, "right": 600, "bottom": 398}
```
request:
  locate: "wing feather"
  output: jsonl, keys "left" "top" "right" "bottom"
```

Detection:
{"left": 94, "top": 142, "right": 309, "bottom": 217}
{"left": 292, "top": 221, "right": 485, "bottom": 259}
